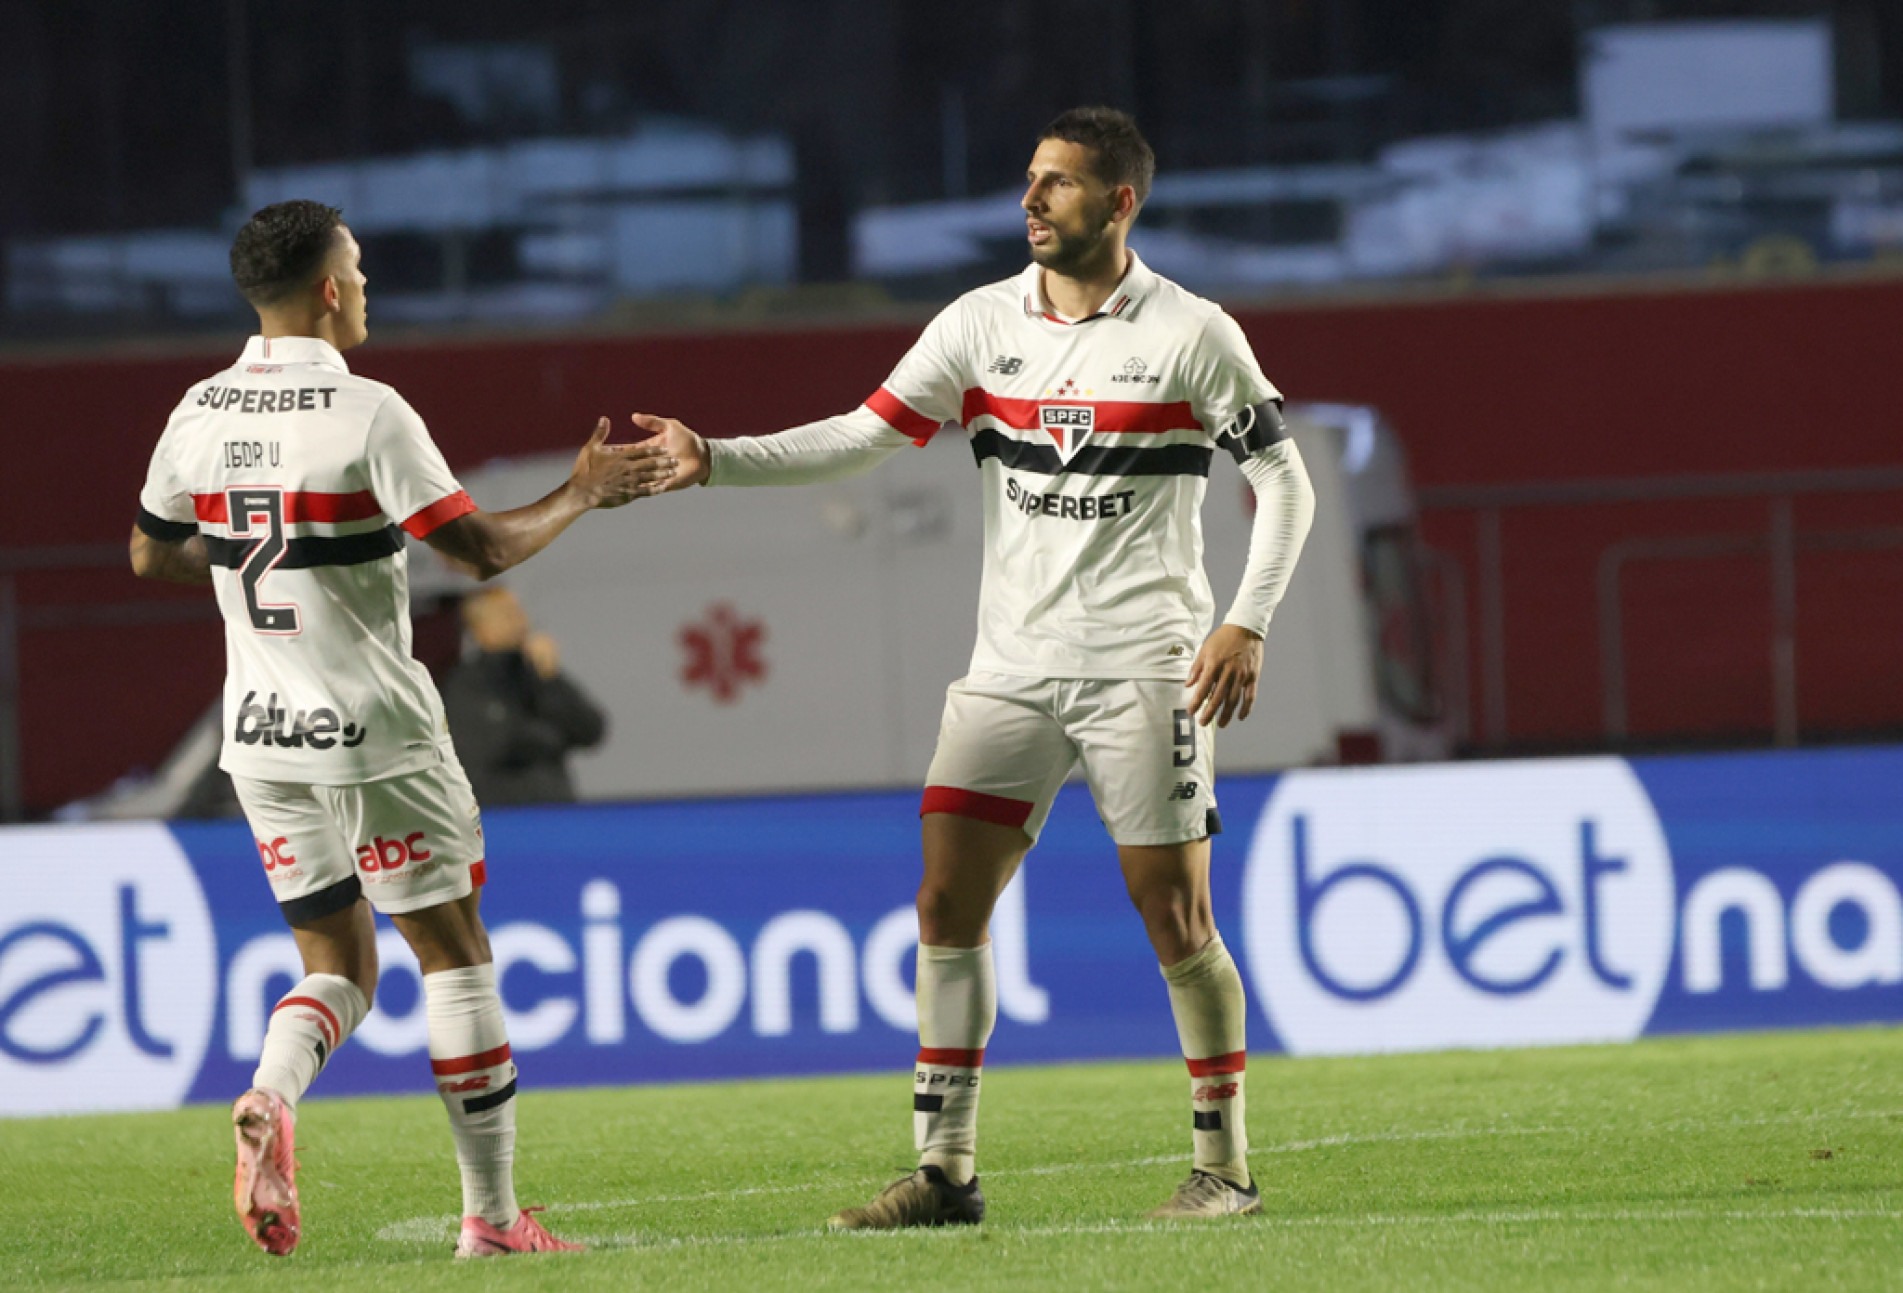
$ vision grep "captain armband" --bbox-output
[1216,399,1288,462]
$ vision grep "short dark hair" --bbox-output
[1039,106,1155,206]
[230,201,344,307]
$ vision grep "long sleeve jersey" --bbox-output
[709,253,1314,680]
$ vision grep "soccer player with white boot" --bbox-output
[633,107,1313,1225]
[132,201,674,1257]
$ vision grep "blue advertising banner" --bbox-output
[2,747,1900,1116]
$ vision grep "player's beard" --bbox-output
[1029,204,1116,276]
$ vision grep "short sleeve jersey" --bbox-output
[137,335,477,784]
[862,252,1282,680]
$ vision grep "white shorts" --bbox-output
[921,671,1220,847]
[232,743,486,923]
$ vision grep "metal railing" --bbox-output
[1598,516,1903,745]
[0,545,220,822]
[1420,466,1903,750]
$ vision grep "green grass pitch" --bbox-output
[2,1027,1898,1291]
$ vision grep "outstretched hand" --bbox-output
[569,416,676,509]
[1186,623,1264,728]
[628,413,712,492]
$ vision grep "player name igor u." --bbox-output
[197,385,339,414]
[1005,476,1138,520]
[231,689,368,750]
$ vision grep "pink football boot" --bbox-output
[231,1088,299,1256]
[454,1206,585,1258]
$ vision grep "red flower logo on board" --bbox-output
[680,603,767,703]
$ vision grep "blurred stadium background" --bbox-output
[3,0,1902,1208]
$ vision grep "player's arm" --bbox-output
[128,521,212,585]
[627,408,912,493]
[1187,423,1315,727]
[633,303,969,494]
[132,410,210,584]
[1185,310,1317,727]
[424,417,674,581]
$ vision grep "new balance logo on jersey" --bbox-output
[1168,782,1199,800]
[988,355,1024,375]
[1040,404,1095,462]
[233,691,368,750]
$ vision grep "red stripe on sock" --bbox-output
[276,995,340,1050]
[1186,1050,1246,1077]
[430,1042,513,1075]
[917,1047,985,1067]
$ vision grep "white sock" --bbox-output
[424,964,519,1227]
[252,974,368,1107]
[1160,935,1250,1187]
[913,942,996,1186]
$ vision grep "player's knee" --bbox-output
[915,882,987,947]
[1129,882,1211,952]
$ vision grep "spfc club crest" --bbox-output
[1039,404,1095,463]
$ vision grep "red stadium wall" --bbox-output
[4,275,1901,812]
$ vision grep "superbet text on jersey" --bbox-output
[137,335,474,784]
[854,254,1280,682]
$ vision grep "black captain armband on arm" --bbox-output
[136,507,199,542]
[1216,399,1288,463]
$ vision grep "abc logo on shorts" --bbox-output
[1240,759,1676,1054]
[0,824,216,1114]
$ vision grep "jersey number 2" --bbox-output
[227,488,301,634]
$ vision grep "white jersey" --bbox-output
[712,253,1295,680]
[137,335,475,784]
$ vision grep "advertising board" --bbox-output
[3,747,1898,1117]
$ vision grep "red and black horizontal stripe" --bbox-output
[203,525,403,570]
[962,390,1200,436]
[971,428,1212,479]
[193,490,384,525]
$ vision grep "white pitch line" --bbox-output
[373,1107,1903,1245]
[382,1206,1903,1254]
[374,1126,1523,1241]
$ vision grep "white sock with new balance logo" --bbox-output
[425,964,520,1228]
[913,942,996,1187]
[1160,934,1250,1188]
[252,973,368,1106]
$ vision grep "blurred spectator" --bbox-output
[440,586,606,804]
